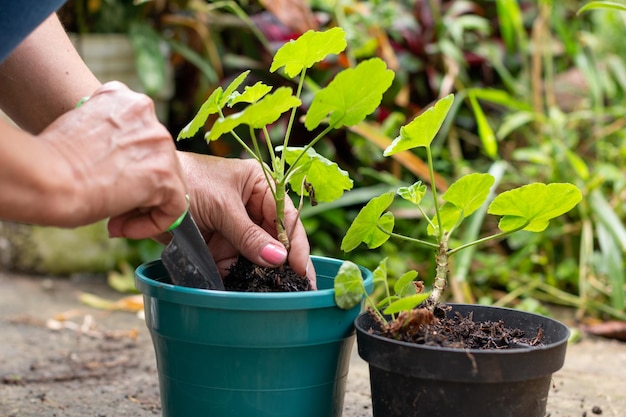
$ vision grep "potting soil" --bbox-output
[223,256,313,292]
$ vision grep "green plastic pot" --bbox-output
[135,256,373,417]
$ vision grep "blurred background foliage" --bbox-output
[58,0,626,322]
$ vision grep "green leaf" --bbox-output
[376,295,400,310]
[281,147,353,203]
[426,174,494,235]
[578,1,626,15]
[128,22,166,96]
[427,202,462,236]
[341,192,395,252]
[589,189,626,250]
[305,58,395,130]
[496,0,525,52]
[206,87,301,141]
[270,27,347,77]
[443,173,495,217]
[596,222,625,310]
[468,88,532,112]
[496,111,536,140]
[398,181,427,205]
[384,94,454,156]
[166,38,218,84]
[488,183,582,232]
[467,91,498,159]
[177,71,252,141]
[222,71,251,105]
[394,270,418,297]
[565,149,590,180]
[334,260,366,310]
[372,258,389,284]
[383,293,430,315]
[228,82,272,106]
[177,87,223,140]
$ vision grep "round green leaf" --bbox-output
[282,147,353,203]
[177,87,223,140]
[383,293,430,315]
[384,94,454,155]
[206,87,300,141]
[305,58,394,130]
[334,261,366,310]
[394,270,419,297]
[341,192,395,252]
[442,173,495,217]
[228,82,272,106]
[488,183,582,232]
[270,27,347,78]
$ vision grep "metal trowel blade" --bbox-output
[161,211,225,290]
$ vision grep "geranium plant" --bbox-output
[334,94,582,334]
[178,27,393,257]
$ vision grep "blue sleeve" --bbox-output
[0,0,67,64]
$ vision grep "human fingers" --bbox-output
[40,81,188,236]
[179,154,292,267]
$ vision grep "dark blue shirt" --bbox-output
[0,0,67,63]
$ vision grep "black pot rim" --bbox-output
[355,303,570,354]
[355,303,570,382]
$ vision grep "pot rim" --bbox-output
[135,255,373,311]
[355,303,570,355]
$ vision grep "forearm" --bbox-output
[0,119,74,224]
[0,13,101,133]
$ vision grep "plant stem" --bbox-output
[284,125,334,181]
[426,146,443,241]
[275,183,289,251]
[217,109,259,159]
[427,235,450,307]
[280,67,307,173]
[262,126,277,167]
[379,227,440,250]
[248,126,278,201]
[447,223,528,256]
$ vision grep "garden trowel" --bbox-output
[161,210,225,290]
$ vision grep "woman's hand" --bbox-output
[38,81,188,239]
[170,152,316,287]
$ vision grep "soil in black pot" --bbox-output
[224,256,313,292]
[371,305,545,350]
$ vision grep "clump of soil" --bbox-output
[372,305,545,350]
[224,256,313,292]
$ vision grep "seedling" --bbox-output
[334,94,582,328]
[178,27,394,254]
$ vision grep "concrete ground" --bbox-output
[1,270,625,417]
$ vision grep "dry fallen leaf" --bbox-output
[78,292,144,312]
[582,320,626,342]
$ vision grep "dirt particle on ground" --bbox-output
[592,406,603,414]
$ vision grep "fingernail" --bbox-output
[260,244,287,265]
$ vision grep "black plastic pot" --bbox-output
[355,304,570,417]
